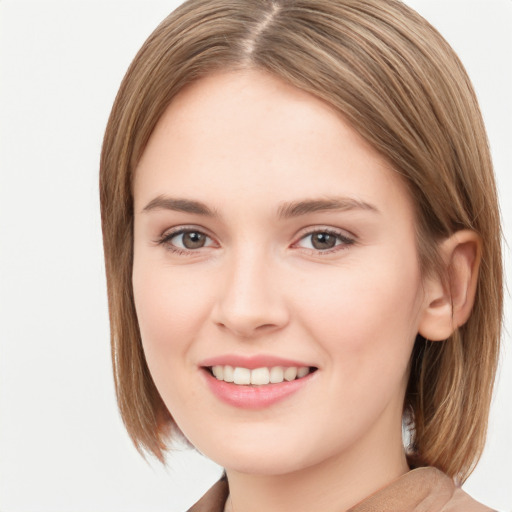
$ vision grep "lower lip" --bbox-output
[202,369,316,409]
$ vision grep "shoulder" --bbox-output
[349,467,495,512]
[402,467,495,512]
[440,486,496,512]
[187,475,229,512]
[187,468,495,512]
[414,467,495,512]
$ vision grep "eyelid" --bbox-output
[156,225,218,252]
[154,224,355,255]
[292,226,356,252]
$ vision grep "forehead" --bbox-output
[134,69,412,219]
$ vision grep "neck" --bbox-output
[224,426,409,512]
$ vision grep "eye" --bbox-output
[159,228,215,251]
[296,229,354,252]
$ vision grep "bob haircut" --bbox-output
[100,0,502,482]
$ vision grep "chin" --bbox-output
[218,453,312,476]
[194,434,328,476]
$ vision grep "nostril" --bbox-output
[256,323,281,332]
[214,320,283,339]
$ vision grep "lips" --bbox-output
[200,355,318,408]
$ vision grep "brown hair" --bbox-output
[100,0,502,482]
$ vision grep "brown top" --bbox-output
[187,467,494,512]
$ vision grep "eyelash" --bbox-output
[156,227,355,256]
[156,227,215,256]
[293,228,355,255]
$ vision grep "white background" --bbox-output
[0,1,510,511]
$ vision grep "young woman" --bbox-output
[100,1,503,510]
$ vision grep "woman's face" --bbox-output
[133,70,429,475]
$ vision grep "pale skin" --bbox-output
[132,70,480,512]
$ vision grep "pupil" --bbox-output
[312,233,336,250]
[183,232,205,249]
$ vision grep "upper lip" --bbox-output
[199,354,317,370]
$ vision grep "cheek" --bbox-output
[132,261,218,421]
[132,260,214,363]
[292,252,423,377]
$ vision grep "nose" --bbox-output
[211,248,289,339]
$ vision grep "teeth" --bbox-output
[269,366,284,383]
[210,365,312,385]
[223,365,234,383]
[297,366,309,378]
[212,366,223,380]
[233,367,251,385]
[284,367,297,381]
[251,367,270,385]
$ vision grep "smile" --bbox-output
[209,365,315,385]
[199,355,319,408]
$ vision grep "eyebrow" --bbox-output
[277,197,379,218]
[141,195,379,218]
[142,195,218,216]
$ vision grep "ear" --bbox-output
[418,230,481,341]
